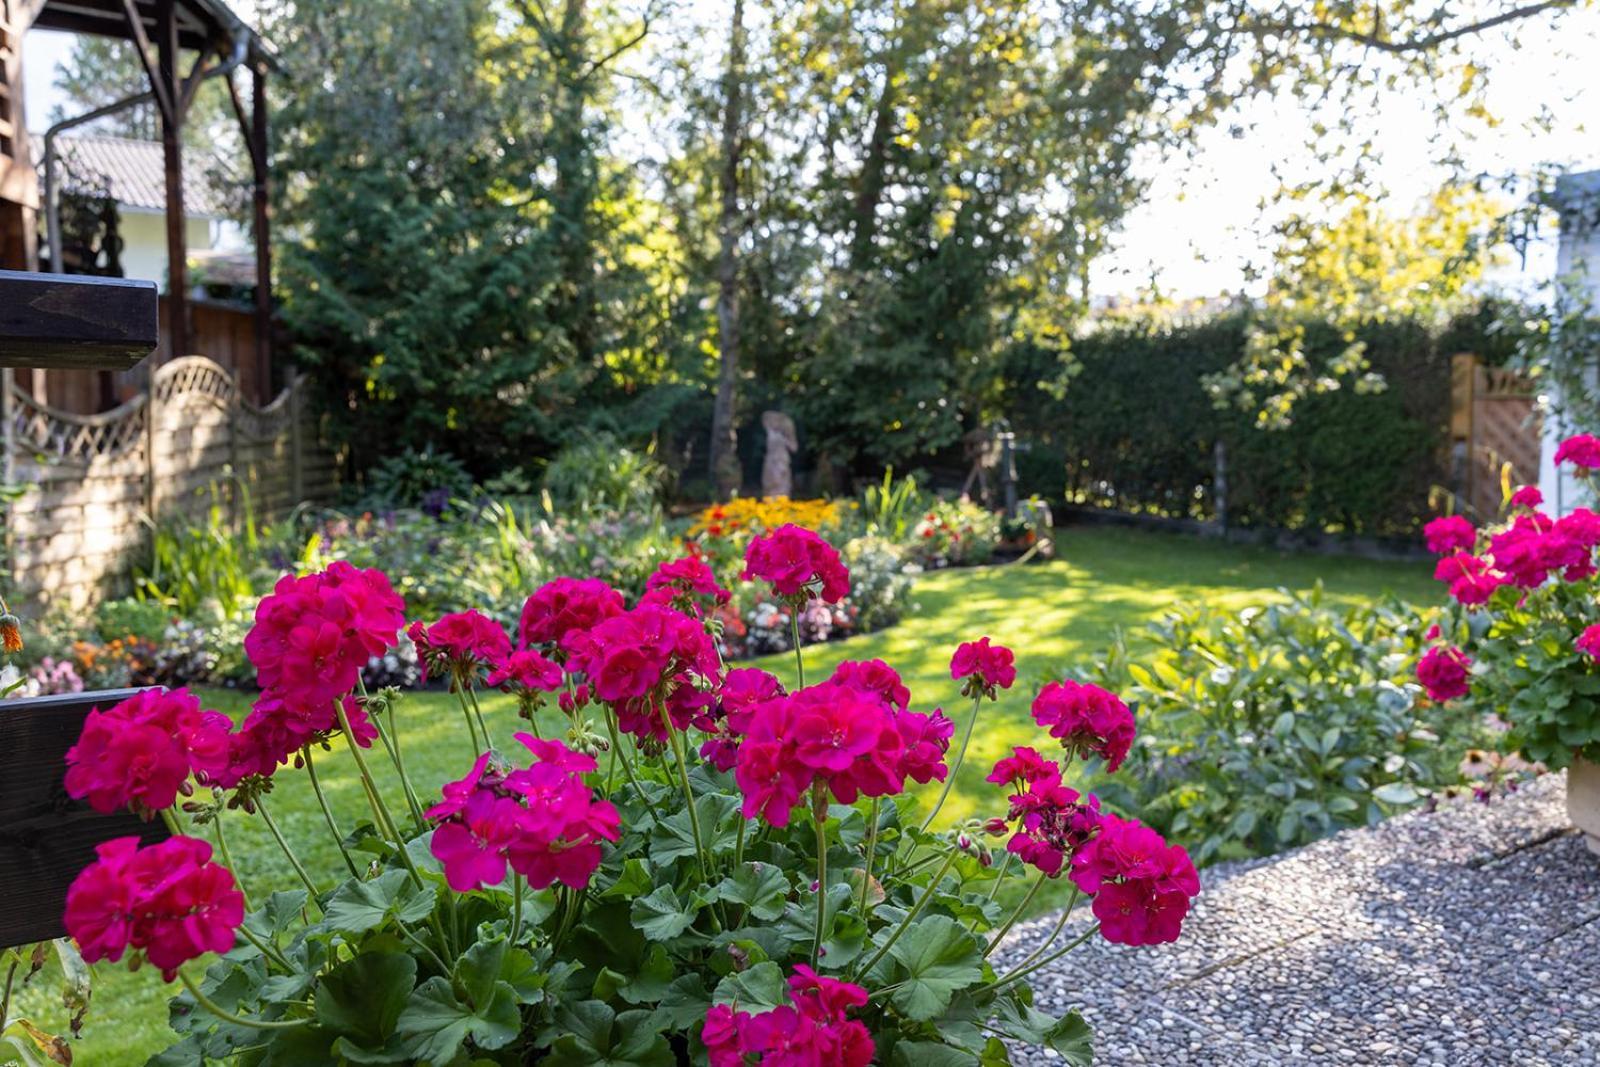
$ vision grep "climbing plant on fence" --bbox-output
[1005,312,1456,537]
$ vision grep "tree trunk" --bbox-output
[554,0,596,367]
[708,0,747,500]
[849,71,896,273]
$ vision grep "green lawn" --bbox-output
[9,527,1433,1066]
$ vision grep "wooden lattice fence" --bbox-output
[2,355,338,610]
[1449,353,1543,520]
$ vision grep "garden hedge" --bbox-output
[1006,313,1455,538]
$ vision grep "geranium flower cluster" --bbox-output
[64,835,244,980]
[1031,679,1136,772]
[517,576,625,651]
[640,554,731,615]
[1416,645,1472,703]
[232,563,406,776]
[741,523,851,603]
[733,660,951,826]
[1070,813,1201,946]
[409,609,512,684]
[703,966,873,1067]
[987,747,1102,876]
[64,687,232,816]
[950,636,1017,698]
[561,602,721,742]
[427,734,620,892]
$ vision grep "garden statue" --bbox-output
[761,410,798,498]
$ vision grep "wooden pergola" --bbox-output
[0,0,277,402]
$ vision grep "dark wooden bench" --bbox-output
[0,270,166,949]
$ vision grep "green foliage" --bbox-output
[134,486,262,619]
[541,434,665,517]
[859,470,931,542]
[907,498,1003,569]
[93,598,171,644]
[1090,586,1486,864]
[1011,312,1451,536]
[363,447,475,510]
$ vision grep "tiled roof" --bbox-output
[38,132,230,218]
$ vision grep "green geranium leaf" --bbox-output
[890,1042,980,1066]
[717,862,790,922]
[712,961,787,1013]
[395,975,520,1063]
[322,871,435,936]
[995,999,1093,1065]
[601,858,655,900]
[885,915,984,1021]
[315,951,417,1053]
[618,944,676,1004]
[540,1001,674,1066]
[654,974,712,1029]
[630,885,700,941]
[649,793,741,865]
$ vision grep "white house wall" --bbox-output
[116,212,216,291]
[1539,171,1600,517]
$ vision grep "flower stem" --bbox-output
[790,610,805,690]
[811,783,829,967]
[658,698,709,885]
[984,869,1048,957]
[985,851,1014,903]
[255,797,322,907]
[606,709,660,822]
[858,797,881,919]
[987,922,1100,995]
[1009,885,1080,972]
[334,698,427,890]
[360,681,425,829]
[920,692,983,833]
[303,745,361,880]
[178,969,308,1030]
[209,806,255,913]
[465,683,495,751]
[452,683,484,753]
[510,874,525,946]
[159,807,185,838]
[235,922,292,971]
[855,848,958,981]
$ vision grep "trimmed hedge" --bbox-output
[1004,313,1453,537]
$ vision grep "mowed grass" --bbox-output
[11,527,1434,1065]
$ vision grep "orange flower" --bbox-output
[0,612,21,654]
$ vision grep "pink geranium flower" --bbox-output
[741,524,851,603]
[1509,485,1543,510]
[1416,645,1472,702]
[1031,680,1136,772]
[641,555,731,614]
[702,967,874,1067]
[1555,433,1600,470]
[1069,813,1199,945]
[1579,624,1600,660]
[64,687,233,817]
[951,637,1018,697]
[244,563,404,704]
[64,835,244,980]
[408,610,512,684]
[1432,553,1505,606]
[517,577,625,650]
[1422,515,1476,555]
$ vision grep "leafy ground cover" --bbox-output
[11,526,1431,1065]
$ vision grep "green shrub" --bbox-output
[1089,585,1488,864]
[93,598,171,643]
[858,469,930,542]
[135,485,262,619]
[364,446,475,510]
[541,433,664,516]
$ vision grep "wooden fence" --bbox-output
[1449,354,1542,520]
[2,355,338,610]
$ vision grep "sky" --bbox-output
[21,2,1600,301]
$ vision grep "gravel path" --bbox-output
[998,773,1600,1066]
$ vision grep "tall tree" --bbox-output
[708,0,748,498]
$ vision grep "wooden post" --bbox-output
[155,0,188,360]
[1213,440,1229,533]
[144,361,159,519]
[289,370,303,503]
[2,364,13,595]
[251,65,272,402]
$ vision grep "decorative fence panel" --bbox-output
[3,355,338,610]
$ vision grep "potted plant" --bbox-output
[1417,434,1600,851]
[54,525,1199,1064]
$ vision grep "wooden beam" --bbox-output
[119,0,174,123]
[0,271,159,370]
[0,689,169,948]
[156,0,188,359]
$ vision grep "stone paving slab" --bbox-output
[1000,773,1600,1066]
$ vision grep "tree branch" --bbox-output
[1253,0,1574,55]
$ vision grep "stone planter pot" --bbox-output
[1567,755,1600,855]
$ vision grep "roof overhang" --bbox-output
[28,0,279,71]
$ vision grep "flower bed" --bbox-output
[18,526,1198,1064]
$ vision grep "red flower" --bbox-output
[217,692,378,786]
[487,648,564,693]
[1031,680,1136,772]
[562,605,720,742]
[986,745,1057,786]
[1416,646,1472,702]
[642,555,732,613]
[741,524,851,603]
[1432,553,1504,606]
[702,967,874,1067]
[1422,515,1476,555]
[64,687,233,816]
[517,577,625,650]
[64,835,244,980]
[1555,433,1600,470]
[828,659,911,711]
[1579,624,1600,660]
[950,636,1018,697]
[1069,813,1199,946]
